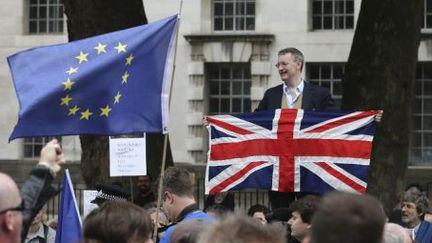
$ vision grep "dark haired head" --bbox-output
[288,195,320,224]
[162,167,194,197]
[83,201,152,243]
[311,192,386,243]
[247,204,270,217]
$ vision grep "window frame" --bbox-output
[28,0,64,34]
[311,0,355,30]
[306,62,345,109]
[213,0,256,32]
[422,0,432,30]
[206,63,252,115]
[410,62,432,165]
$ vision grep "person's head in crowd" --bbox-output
[146,207,168,231]
[161,167,195,222]
[29,206,47,227]
[83,201,153,243]
[199,214,286,243]
[247,204,271,225]
[48,219,57,230]
[382,223,412,243]
[401,191,429,228]
[205,204,228,220]
[170,219,210,243]
[287,195,320,242]
[0,173,24,243]
[137,175,153,195]
[91,182,130,206]
[404,183,424,194]
[26,205,56,243]
[311,191,386,243]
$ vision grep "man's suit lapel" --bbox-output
[302,82,313,110]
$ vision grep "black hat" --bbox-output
[91,182,130,205]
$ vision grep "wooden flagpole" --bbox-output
[153,0,183,241]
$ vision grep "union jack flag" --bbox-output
[205,109,378,195]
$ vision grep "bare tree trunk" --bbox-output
[63,0,173,188]
[341,0,423,210]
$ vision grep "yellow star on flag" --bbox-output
[94,43,107,54]
[114,91,122,104]
[114,42,127,53]
[68,105,80,116]
[125,54,134,65]
[121,71,129,84]
[60,94,72,106]
[80,108,93,120]
[100,105,112,117]
[75,51,89,64]
[66,67,78,75]
[62,78,75,90]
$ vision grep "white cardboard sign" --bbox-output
[109,136,147,177]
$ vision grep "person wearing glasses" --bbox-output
[159,167,213,243]
[255,47,335,210]
[0,139,65,243]
[256,47,335,113]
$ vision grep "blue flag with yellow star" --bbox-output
[7,15,178,141]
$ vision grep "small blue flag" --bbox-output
[8,15,178,141]
[55,169,82,243]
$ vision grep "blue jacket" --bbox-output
[416,220,432,243]
[159,207,214,243]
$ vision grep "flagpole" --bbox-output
[153,0,183,241]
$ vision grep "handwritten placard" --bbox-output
[109,136,147,177]
[83,190,98,218]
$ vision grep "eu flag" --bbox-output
[8,15,178,141]
[55,169,82,243]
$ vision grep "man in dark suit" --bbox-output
[256,47,335,209]
[256,47,335,112]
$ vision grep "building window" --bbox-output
[411,63,432,165]
[213,0,255,31]
[423,0,432,29]
[312,0,354,30]
[29,0,64,34]
[24,137,61,158]
[207,63,251,114]
[306,63,344,108]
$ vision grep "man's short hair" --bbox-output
[170,219,211,243]
[162,167,194,197]
[247,204,270,217]
[278,47,304,71]
[288,195,320,224]
[199,214,286,243]
[311,192,386,243]
[83,201,152,243]
[401,191,429,217]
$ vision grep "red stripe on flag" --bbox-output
[207,117,253,135]
[210,139,372,161]
[305,111,378,133]
[295,139,372,159]
[315,162,366,193]
[209,161,266,194]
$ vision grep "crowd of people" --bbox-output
[0,140,431,243]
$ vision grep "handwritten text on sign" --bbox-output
[109,136,146,177]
